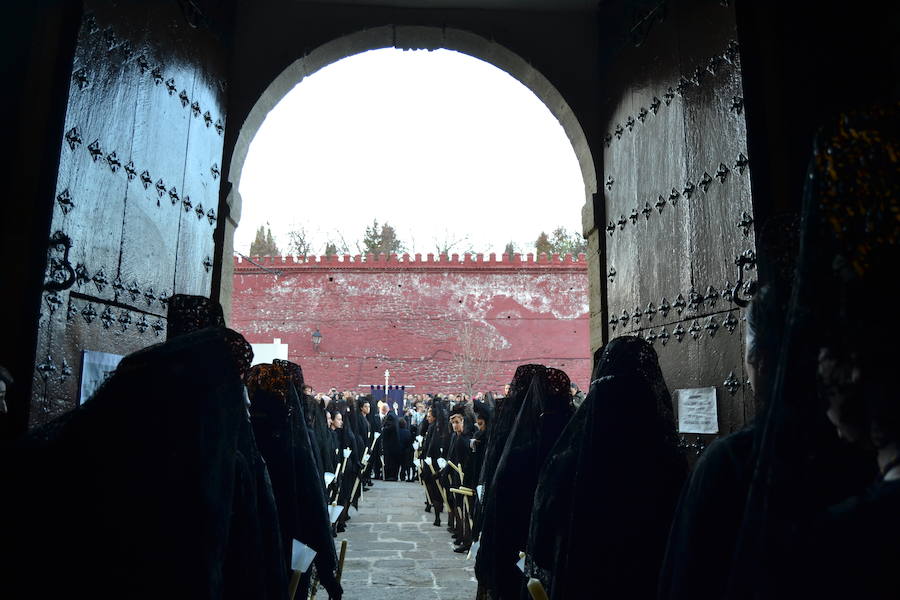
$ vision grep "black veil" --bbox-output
[526,336,686,600]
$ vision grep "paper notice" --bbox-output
[676,387,719,434]
[291,539,317,573]
[79,350,124,405]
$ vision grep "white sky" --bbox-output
[236,48,586,257]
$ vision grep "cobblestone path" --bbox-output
[332,480,476,600]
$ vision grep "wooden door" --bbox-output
[599,0,757,455]
[31,0,226,427]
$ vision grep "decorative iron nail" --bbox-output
[699,172,713,192]
[158,291,170,306]
[724,370,740,394]
[689,320,702,340]
[646,302,657,321]
[124,160,136,180]
[716,162,730,183]
[663,88,675,105]
[127,281,141,300]
[112,276,124,296]
[75,263,90,286]
[164,77,176,95]
[155,178,166,197]
[106,151,121,173]
[56,189,74,214]
[65,126,83,150]
[629,208,639,224]
[37,356,56,380]
[87,139,103,161]
[605,175,615,190]
[168,186,179,205]
[143,287,156,306]
[650,97,661,114]
[743,279,757,296]
[609,315,618,330]
[195,202,205,219]
[45,292,62,313]
[724,40,740,65]
[721,281,734,303]
[151,66,163,85]
[140,170,152,189]
[66,302,77,322]
[179,89,189,107]
[688,288,704,311]
[659,297,671,317]
[203,256,213,272]
[614,124,624,139]
[136,314,149,333]
[730,96,744,114]
[642,202,653,220]
[646,329,657,343]
[182,194,192,212]
[678,434,689,449]
[683,181,696,199]
[706,285,719,307]
[724,311,739,333]
[735,152,749,174]
[735,249,757,270]
[118,310,132,332]
[92,268,108,292]
[203,111,213,127]
[707,55,723,75]
[674,323,686,342]
[211,163,220,179]
[738,211,754,236]
[705,316,720,337]
[607,267,616,282]
[669,188,681,205]
[81,302,97,324]
[658,327,670,345]
[676,77,691,96]
[607,221,616,236]
[625,115,635,131]
[152,318,165,336]
[619,310,630,325]
[206,208,216,225]
[655,194,666,214]
[60,358,72,382]
[73,68,89,90]
[637,107,649,122]
[674,293,687,314]
[617,215,627,230]
[604,133,612,147]
[191,101,201,117]
[100,306,114,329]
[137,54,150,74]
[691,436,707,456]
[632,306,643,323]
[214,119,224,135]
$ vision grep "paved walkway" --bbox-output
[332,480,476,600]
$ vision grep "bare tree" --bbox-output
[452,321,499,397]
[286,224,312,257]
[433,230,473,256]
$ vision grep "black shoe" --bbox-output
[363,487,371,492]
[433,515,441,527]
[453,544,471,553]
[425,504,432,513]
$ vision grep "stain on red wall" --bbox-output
[230,252,591,393]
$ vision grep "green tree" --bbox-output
[503,241,516,256]
[535,231,552,256]
[549,226,587,255]
[250,224,280,256]
[324,242,339,256]
[361,219,405,255]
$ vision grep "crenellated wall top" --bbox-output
[233,252,588,272]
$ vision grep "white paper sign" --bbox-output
[291,539,317,573]
[424,457,433,466]
[676,387,719,434]
[373,432,381,441]
[79,350,124,405]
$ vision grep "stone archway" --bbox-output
[218,25,597,316]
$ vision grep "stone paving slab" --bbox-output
[330,480,476,600]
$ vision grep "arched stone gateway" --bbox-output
[219,25,598,321]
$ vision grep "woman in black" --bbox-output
[527,337,686,600]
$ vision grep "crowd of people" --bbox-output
[2,105,898,599]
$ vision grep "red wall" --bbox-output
[230,252,591,394]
